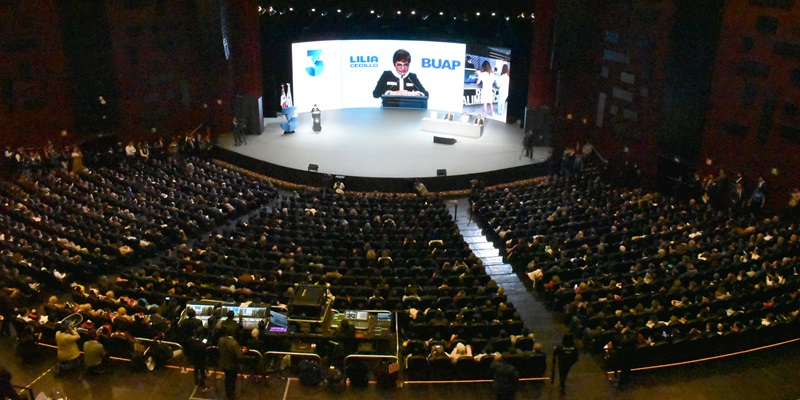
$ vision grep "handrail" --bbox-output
[12,385,34,400]
[263,350,322,363]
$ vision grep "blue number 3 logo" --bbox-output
[306,50,324,76]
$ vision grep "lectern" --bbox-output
[381,95,429,109]
[312,110,321,132]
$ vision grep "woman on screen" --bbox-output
[496,64,510,116]
[476,60,496,117]
[372,49,429,98]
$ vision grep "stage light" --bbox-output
[476,12,480,16]
[311,8,315,12]
[288,7,293,11]
[439,11,444,15]
[397,10,402,15]
[370,10,375,14]
[268,6,276,16]
[337,9,341,13]
[505,16,510,21]
[411,10,416,15]
[491,12,496,16]
[321,11,328,16]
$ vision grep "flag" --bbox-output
[286,83,294,107]
[280,84,288,108]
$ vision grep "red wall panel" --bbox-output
[0,1,72,148]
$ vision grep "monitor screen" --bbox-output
[376,312,392,322]
[345,310,357,319]
[221,306,240,316]
[240,307,267,318]
[356,311,368,320]
[188,304,215,317]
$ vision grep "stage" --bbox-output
[214,108,551,192]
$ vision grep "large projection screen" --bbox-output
[292,40,511,121]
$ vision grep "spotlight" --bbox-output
[505,16,510,21]
[321,11,327,16]
[439,11,444,15]
[491,12,496,16]
[411,10,416,15]
[476,12,480,16]
[288,7,293,11]
[337,9,341,13]
[268,6,276,16]
[311,8,315,12]
[397,10,401,15]
[370,10,374,14]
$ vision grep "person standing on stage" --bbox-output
[232,117,247,146]
[373,49,429,98]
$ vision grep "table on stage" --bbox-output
[421,117,484,138]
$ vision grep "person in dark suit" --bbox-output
[218,328,242,400]
[0,367,21,400]
[551,333,579,394]
[373,49,429,98]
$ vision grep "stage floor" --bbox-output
[217,108,550,179]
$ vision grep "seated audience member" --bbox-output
[449,342,473,363]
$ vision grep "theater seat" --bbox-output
[405,355,429,381]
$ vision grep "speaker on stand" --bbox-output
[233,95,263,135]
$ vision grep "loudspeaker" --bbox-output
[437,169,447,176]
[308,164,319,172]
[433,136,457,145]
[233,95,263,135]
[524,107,553,146]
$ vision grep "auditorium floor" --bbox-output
[2,199,799,399]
